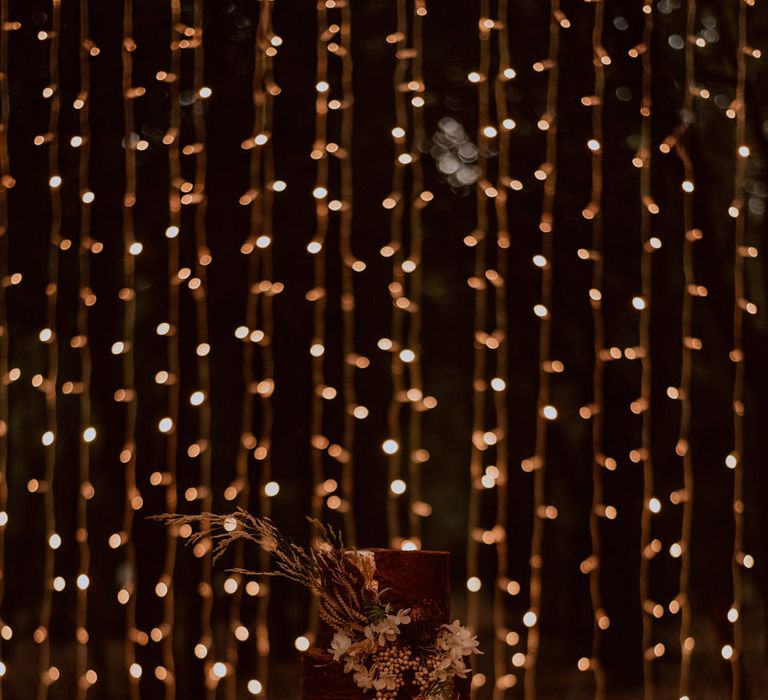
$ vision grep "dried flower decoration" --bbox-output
[154,509,481,699]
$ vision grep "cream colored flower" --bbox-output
[387,608,411,626]
[329,631,352,661]
[441,619,482,656]
[352,664,374,689]
[374,671,398,691]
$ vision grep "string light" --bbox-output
[491,1,511,695]
[729,2,755,696]
[158,0,179,694]
[406,1,429,552]
[234,0,280,692]
[385,0,430,549]
[337,0,357,547]
[76,0,94,695]
[307,0,333,648]
[584,0,607,694]
[466,0,492,668]
[525,2,561,697]
[0,0,10,693]
[385,0,409,548]
[307,0,362,641]
[120,0,142,700]
[188,0,217,691]
[230,2,279,693]
[38,0,62,695]
[672,1,698,695]
[634,3,655,697]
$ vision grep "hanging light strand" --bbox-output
[491,1,512,694]
[337,0,357,546]
[0,0,11,693]
[466,0,492,650]
[156,1,180,695]
[307,0,331,646]
[120,3,146,692]
[385,0,411,548]
[673,0,698,694]
[386,0,431,552]
[75,0,94,695]
[119,0,142,696]
[38,0,62,695]
[252,0,279,689]
[524,3,560,697]
[232,0,278,695]
[633,2,655,697]
[729,0,754,695]
[188,0,216,689]
[405,0,429,550]
[585,0,608,695]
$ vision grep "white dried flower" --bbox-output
[352,664,374,689]
[329,631,352,661]
[374,671,398,691]
[440,619,482,657]
[387,607,411,626]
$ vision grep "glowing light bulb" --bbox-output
[543,405,558,420]
[211,661,227,678]
[390,479,407,495]
[382,439,399,455]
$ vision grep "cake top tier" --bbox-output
[316,548,451,647]
[350,549,450,615]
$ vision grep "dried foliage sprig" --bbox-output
[152,509,368,633]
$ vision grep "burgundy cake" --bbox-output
[301,549,471,699]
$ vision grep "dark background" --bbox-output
[2,0,768,698]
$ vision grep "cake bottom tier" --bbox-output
[301,648,471,699]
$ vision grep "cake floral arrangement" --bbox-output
[158,509,480,699]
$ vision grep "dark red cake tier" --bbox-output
[302,549,471,699]
[316,549,451,650]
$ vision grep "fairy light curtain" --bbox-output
[0,0,766,699]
